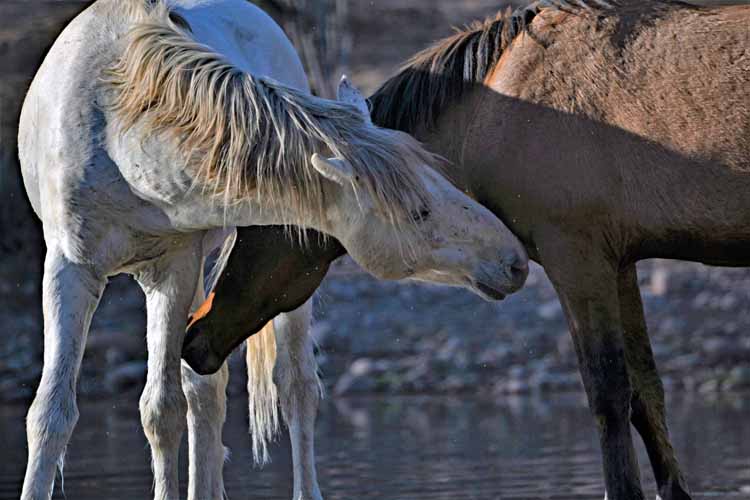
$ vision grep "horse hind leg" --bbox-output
[22,247,105,500]
[618,266,692,500]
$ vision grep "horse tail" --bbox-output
[246,321,279,465]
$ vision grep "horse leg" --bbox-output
[272,301,324,500]
[182,362,229,500]
[183,249,230,500]
[136,240,202,500]
[21,247,105,500]
[618,266,692,500]
[540,237,645,500]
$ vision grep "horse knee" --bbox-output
[587,367,633,429]
[275,367,321,414]
[139,387,188,448]
[27,386,79,448]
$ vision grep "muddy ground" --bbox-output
[1,1,749,402]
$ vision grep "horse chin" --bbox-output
[181,332,225,375]
[474,281,507,302]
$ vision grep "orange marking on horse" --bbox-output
[187,292,215,330]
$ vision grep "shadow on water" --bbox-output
[0,394,748,499]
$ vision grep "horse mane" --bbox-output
[106,0,434,233]
[369,0,615,133]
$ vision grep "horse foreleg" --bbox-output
[137,241,202,500]
[273,301,324,500]
[182,362,229,500]
[22,247,105,500]
[183,245,230,500]
[618,266,692,500]
[540,237,645,500]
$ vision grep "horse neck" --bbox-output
[408,93,484,196]
[216,188,342,237]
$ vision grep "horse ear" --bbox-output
[311,154,355,186]
[337,75,372,124]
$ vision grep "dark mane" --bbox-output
[369,0,615,133]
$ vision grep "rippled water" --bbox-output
[1,394,748,499]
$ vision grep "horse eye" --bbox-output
[412,208,431,223]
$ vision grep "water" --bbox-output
[1,394,748,499]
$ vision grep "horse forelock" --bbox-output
[369,0,616,133]
[105,0,434,242]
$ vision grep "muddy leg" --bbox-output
[618,266,692,500]
[541,239,645,500]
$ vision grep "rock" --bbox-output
[530,372,581,393]
[402,360,430,391]
[334,358,377,395]
[476,346,511,369]
[702,338,735,361]
[105,361,147,392]
[697,378,721,394]
[436,337,462,362]
[724,365,750,390]
[495,377,531,395]
[439,373,477,393]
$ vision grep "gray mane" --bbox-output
[107,0,435,232]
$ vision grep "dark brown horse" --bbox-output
[182,227,343,374]
[184,1,749,499]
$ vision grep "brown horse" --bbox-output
[185,1,749,499]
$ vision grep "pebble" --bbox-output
[5,258,750,401]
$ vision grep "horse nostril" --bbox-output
[505,254,529,286]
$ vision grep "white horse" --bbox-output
[17,0,529,499]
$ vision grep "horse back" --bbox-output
[471,1,750,264]
[173,0,309,92]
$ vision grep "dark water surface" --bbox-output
[1,394,748,499]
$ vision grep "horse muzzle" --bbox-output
[470,255,529,301]
[182,328,225,376]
